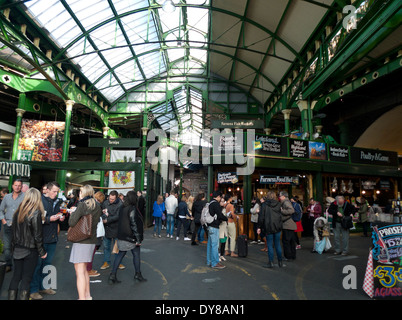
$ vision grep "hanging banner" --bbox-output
[371,223,402,299]
[108,150,136,195]
[17,119,65,162]
[350,147,398,167]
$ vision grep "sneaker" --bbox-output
[219,255,226,261]
[296,245,301,250]
[100,262,110,270]
[212,263,226,269]
[30,292,43,300]
[40,289,56,295]
[341,252,348,256]
[176,237,179,240]
[88,270,100,277]
[184,237,191,241]
[158,235,161,238]
[118,264,126,270]
[167,234,170,238]
[250,241,257,244]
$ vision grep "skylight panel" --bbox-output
[66,0,114,31]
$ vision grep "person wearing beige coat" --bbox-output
[279,191,296,260]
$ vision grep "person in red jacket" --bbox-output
[306,198,322,237]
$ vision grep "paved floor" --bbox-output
[0,227,373,300]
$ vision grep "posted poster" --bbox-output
[370,223,402,299]
[17,119,65,162]
[108,150,136,195]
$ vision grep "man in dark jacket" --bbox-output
[328,195,357,255]
[30,181,64,300]
[101,190,123,270]
[206,190,227,269]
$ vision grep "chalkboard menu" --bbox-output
[254,135,287,157]
[328,144,349,162]
[289,139,309,159]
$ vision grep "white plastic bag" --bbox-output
[97,217,105,237]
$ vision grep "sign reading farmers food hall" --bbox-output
[254,135,287,157]
[259,175,299,185]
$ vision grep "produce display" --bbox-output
[18,119,65,162]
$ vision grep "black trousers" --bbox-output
[282,229,297,260]
[9,250,39,292]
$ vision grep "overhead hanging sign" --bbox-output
[89,138,140,148]
[211,119,264,129]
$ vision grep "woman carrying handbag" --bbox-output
[68,185,102,300]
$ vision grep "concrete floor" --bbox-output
[0,227,373,301]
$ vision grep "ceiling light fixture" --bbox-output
[162,0,176,13]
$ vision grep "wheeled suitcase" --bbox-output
[236,234,248,257]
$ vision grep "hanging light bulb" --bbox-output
[162,0,176,13]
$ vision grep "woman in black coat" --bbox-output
[108,191,145,284]
[191,193,207,245]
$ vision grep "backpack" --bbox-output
[291,202,302,222]
[200,201,217,227]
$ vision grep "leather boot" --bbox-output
[19,290,30,300]
[108,273,121,285]
[134,272,147,282]
[8,290,17,300]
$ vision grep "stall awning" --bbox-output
[0,162,31,177]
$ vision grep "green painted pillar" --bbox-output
[282,109,292,134]
[140,113,149,191]
[296,100,309,135]
[57,100,74,191]
[9,101,26,189]
[99,126,109,192]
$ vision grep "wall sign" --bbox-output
[328,144,349,162]
[350,147,398,167]
[254,135,288,157]
[259,175,299,185]
[289,139,309,159]
[217,172,239,184]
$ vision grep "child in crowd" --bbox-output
[312,216,331,254]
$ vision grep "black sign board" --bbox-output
[350,147,398,167]
[328,144,349,162]
[254,135,288,157]
[289,139,309,159]
[259,175,299,185]
[211,119,264,129]
[89,138,140,148]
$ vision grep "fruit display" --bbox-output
[18,119,65,162]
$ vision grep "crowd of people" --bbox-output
[0,179,379,300]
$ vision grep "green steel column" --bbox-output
[140,113,149,191]
[282,109,292,134]
[296,100,309,135]
[11,107,26,161]
[9,100,26,189]
[57,100,74,191]
[99,126,109,192]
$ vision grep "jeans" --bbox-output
[266,232,282,262]
[2,224,13,267]
[191,222,201,242]
[207,227,220,267]
[166,214,175,236]
[334,222,349,253]
[10,249,39,292]
[111,246,141,274]
[103,237,116,265]
[176,217,188,238]
[153,216,162,235]
[198,225,205,242]
[30,242,57,293]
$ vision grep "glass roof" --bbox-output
[23,0,210,104]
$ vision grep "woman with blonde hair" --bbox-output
[152,195,165,238]
[9,188,47,300]
[69,185,102,300]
